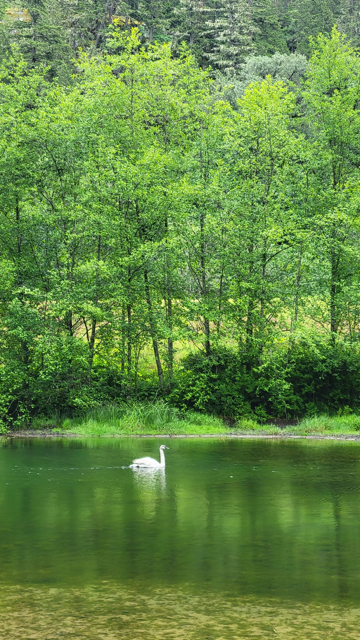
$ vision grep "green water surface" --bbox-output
[1,437,360,639]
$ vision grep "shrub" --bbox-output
[170,336,360,420]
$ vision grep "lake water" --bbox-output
[1,437,360,639]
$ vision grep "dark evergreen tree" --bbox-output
[252,0,288,54]
[338,0,360,47]
[204,0,254,75]
[172,0,209,64]
[0,0,73,81]
[282,0,338,54]
[132,0,172,42]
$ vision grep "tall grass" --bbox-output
[29,405,360,436]
[290,414,360,435]
[236,414,360,436]
[52,401,228,436]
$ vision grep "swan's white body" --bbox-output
[130,445,169,469]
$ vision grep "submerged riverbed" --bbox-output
[0,437,360,638]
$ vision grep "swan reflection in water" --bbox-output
[131,465,166,491]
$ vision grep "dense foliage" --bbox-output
[0,0,359,80]
[2,25,360,426]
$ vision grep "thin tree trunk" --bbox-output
[127,303,132,391]
[121,304,126,391]
[88,234,101,373]
[258,239,268,365]
[292,244,302,332]
[16,199,30,408]
[204,318,211,356]
[144,269,164,385]
[330,245,339,343]
[167,295,174,380]
[88,319,97,369]
[135,345,141,397]
[245,298,255,345]
[16,199,22,286]
[217,268,224,336]
[65,310,73,337]
[259,240,267,334]
[200,207,210,356]
[31,22,37,64]
[245,241,255,354]
[165,216,173,380]
[287,243,302,364]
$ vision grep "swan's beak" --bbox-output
[164,446,169,449]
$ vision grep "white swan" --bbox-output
[129,445,169,469]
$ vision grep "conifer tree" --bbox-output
[0,0,73,80]
[204,0,254,75]
[252,0,288,54]
[338,0,360,47]
[133,0,171,42]
[283,0,337,54]
[173,0,209,63]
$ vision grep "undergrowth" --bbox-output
[236,414,360,436]
[19,404,360,437]
[35,402,229,436]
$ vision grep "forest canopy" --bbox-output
[0,0,359,80]
[1,4,360,427]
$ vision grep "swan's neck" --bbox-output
[159,448,166,467]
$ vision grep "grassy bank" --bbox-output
[236,414,360,437]
[31,403,229,436]
[23,403,360,438]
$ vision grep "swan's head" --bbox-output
[160,445,169,450]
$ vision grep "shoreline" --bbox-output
[3,431,360,441]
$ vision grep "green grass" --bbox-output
[236,414,360,436]
[26,405,360,437]
[32,402,229,436]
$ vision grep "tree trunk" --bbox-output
[88,319,97,371]
[217,268,224,336]
[258,239,268,365]
[330,245,340,343]
[16,199,22,285]
[144,269,164,385]
[259,239,267,335]
[287,243,302,364]
[167,295,174,380]
[165,216,173,380]
[88,234,101,373]
[245,297,255,345]
[121,304,126,391]
[244,241,255,355]
[200,207,210,355]
[127,303,132,391]
[292,244,302,332]
[31,21,37,65]
[65,310,73,337]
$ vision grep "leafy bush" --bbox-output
[170,336,360,420]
